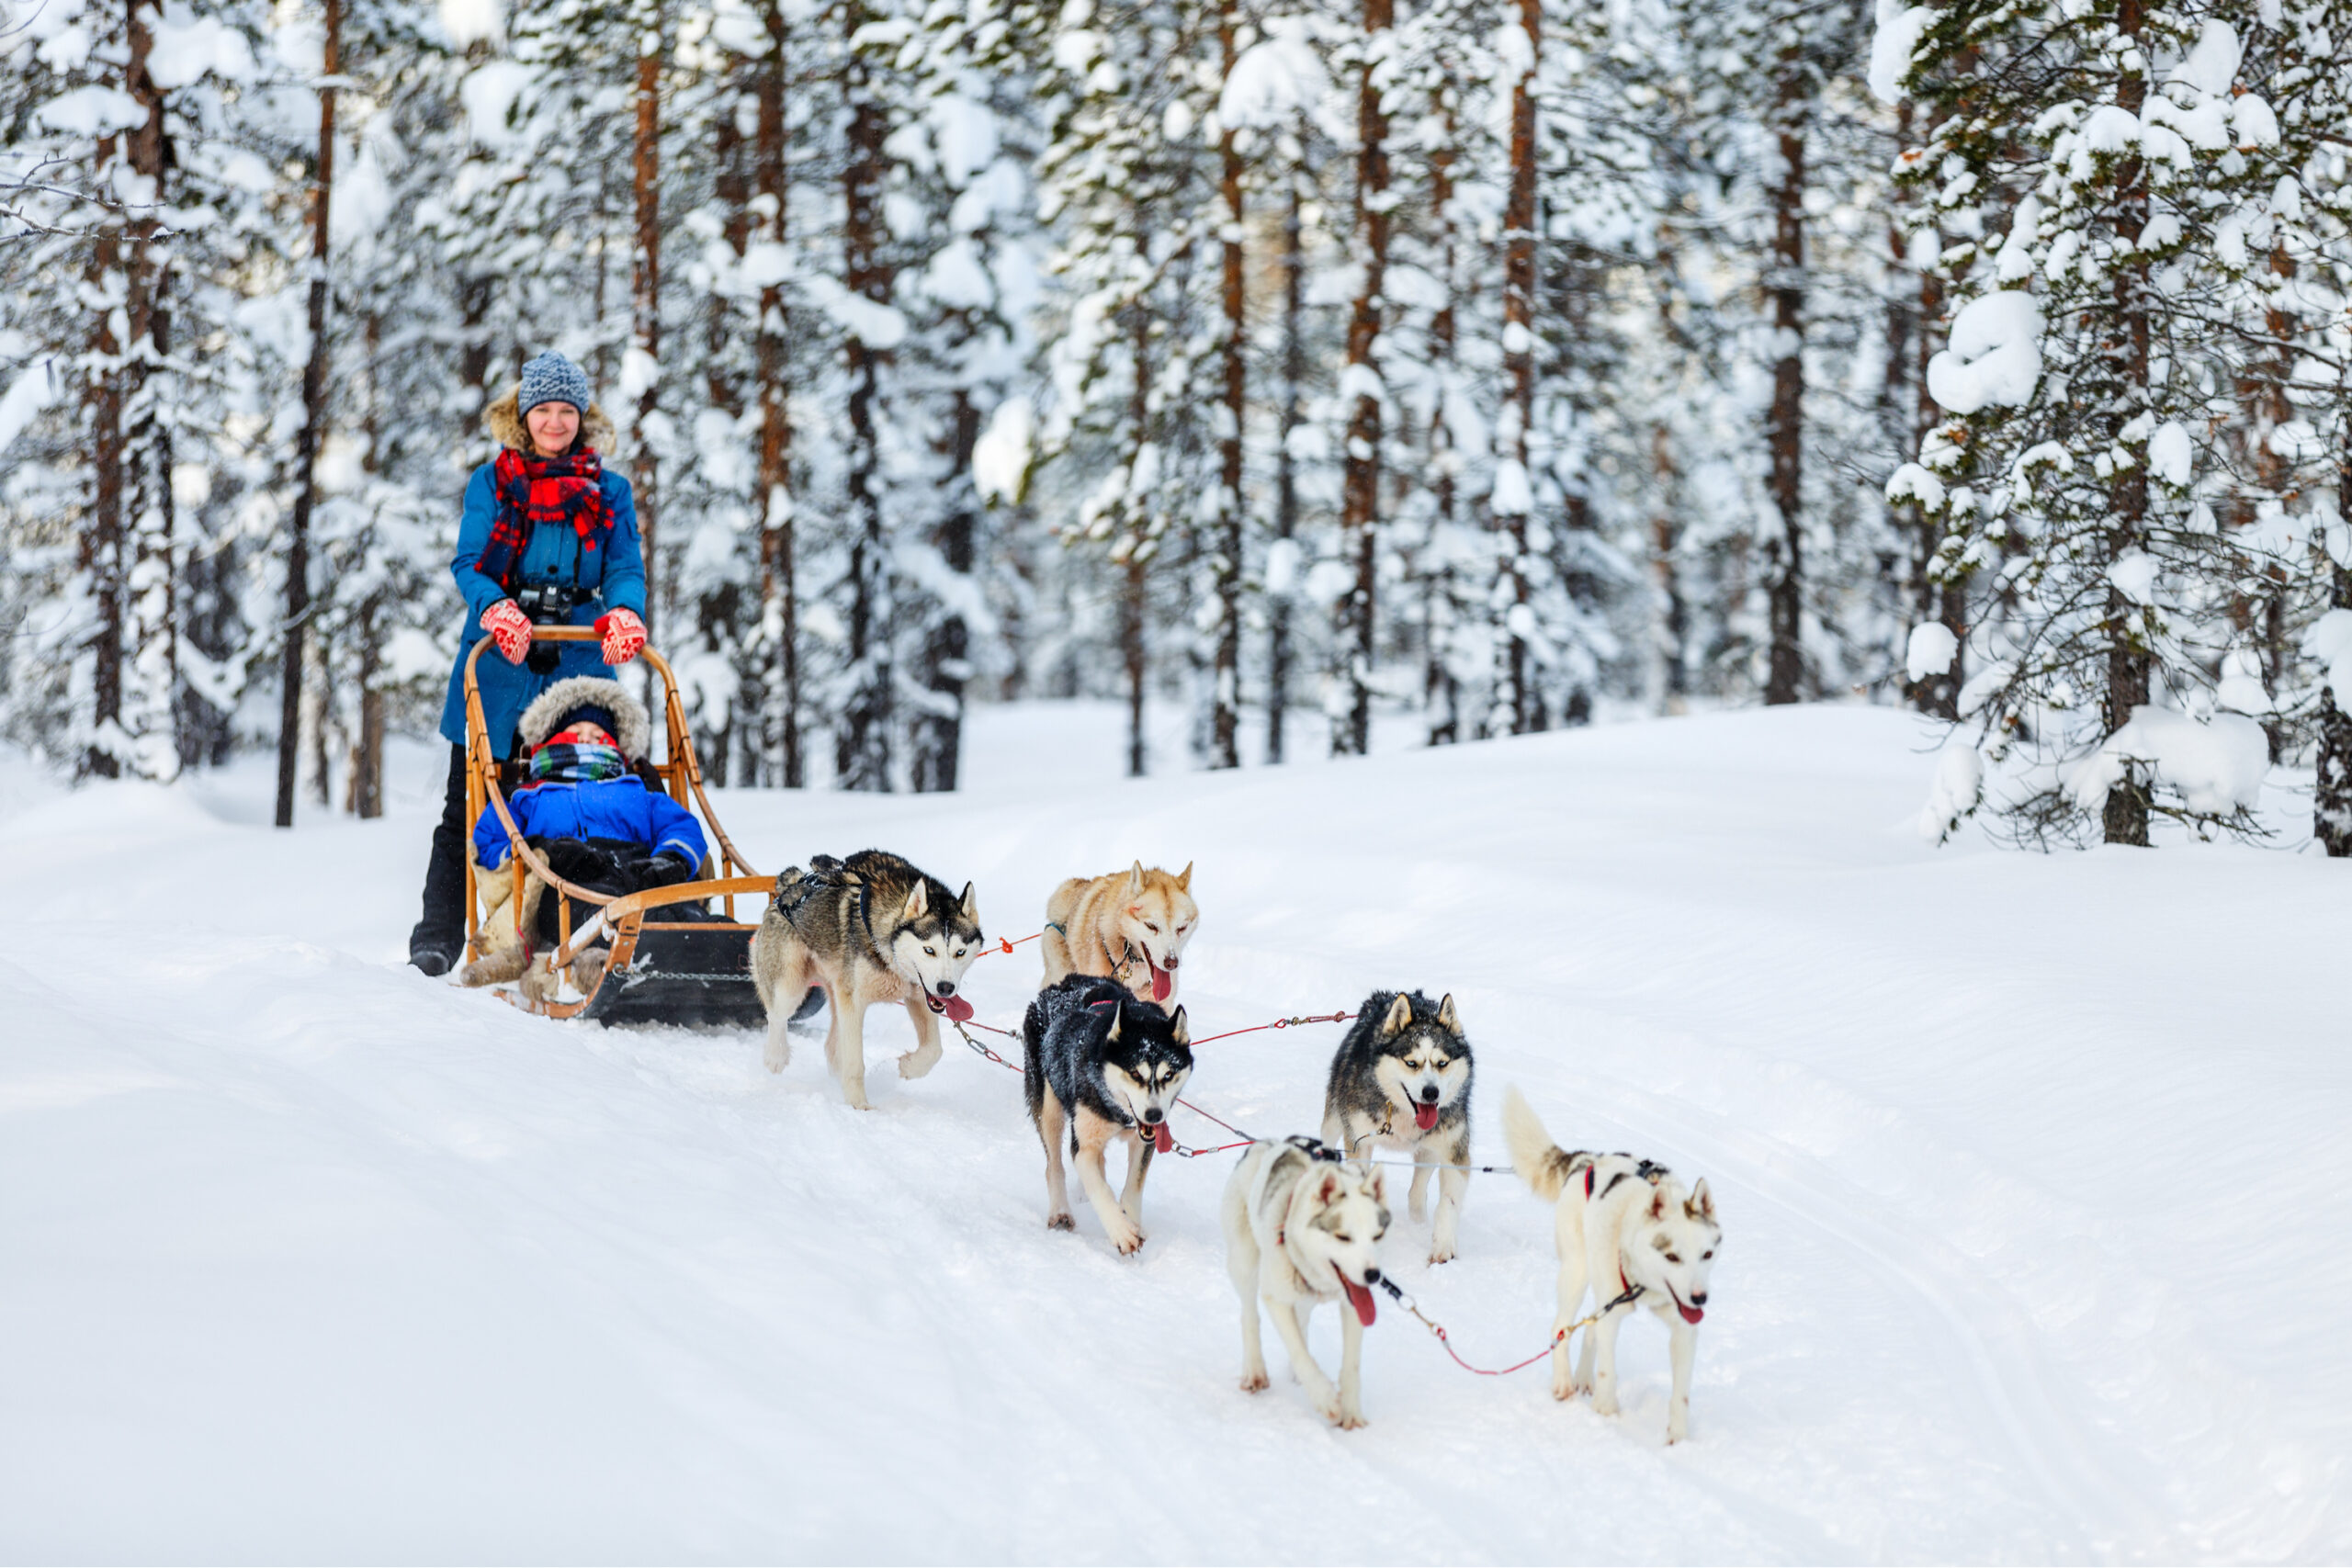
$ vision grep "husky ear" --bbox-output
[1314,1169,1343,1206]
[1177,861,1193,890]
[958,881,978,922]
[1381,993,1415,1037]
[1688,1179,1714,1222]
[1104,1003,1122,1042]
[1436,992,1460,1032]
[1647,1189,1669,1221]
[1168,1005,1189,1046]
[901,880,929,920]
[1127,860,1146,894]
[1362,1164,1386,1204]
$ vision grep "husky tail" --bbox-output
[1501,1085,1578,1201]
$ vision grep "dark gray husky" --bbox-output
[1023,975,1193,1255]
[1320,989,1473,1262]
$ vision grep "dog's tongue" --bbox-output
[930,993,973,1022]
[1678,1302,1704,1325]
[1149,964,1172,1003]
[1341,1277,1377,1326]
[1152,1121,1173,1154]
[1413,1101,1440,1131]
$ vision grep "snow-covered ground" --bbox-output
[3,703,2347,1562]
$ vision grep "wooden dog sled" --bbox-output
[461,625,771,1027]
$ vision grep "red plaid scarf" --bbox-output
[480,447,609,594]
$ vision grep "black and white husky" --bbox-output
[1502,1086,1722,1443]
[1222,1138,1392,1428]
[1022,975,1193,1255]
[1321,990,1473,1262]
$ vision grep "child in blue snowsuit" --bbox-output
[472,676,708,948]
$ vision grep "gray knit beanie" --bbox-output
[518,351,591,417]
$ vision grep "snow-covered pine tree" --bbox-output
[1888,0,2291,843]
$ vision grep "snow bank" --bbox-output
[1927,291,2041,414]
[4,706,2346,1560]
[1917,739,1983,841]
[2067,704,2268,817]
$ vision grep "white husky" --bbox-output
[1222,1139,1391,1429]
[1501,1086,1722,1443]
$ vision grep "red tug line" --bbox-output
[938,1002,1574,1378]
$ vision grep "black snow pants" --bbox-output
[527,838,703,946]
[409,743,470,960]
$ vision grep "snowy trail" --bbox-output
[3,705,2347,1562]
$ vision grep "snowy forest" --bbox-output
[3,0,2350,848]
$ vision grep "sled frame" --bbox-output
[460,626,770,1021]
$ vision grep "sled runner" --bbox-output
[462,626,771,1027]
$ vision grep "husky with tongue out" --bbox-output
[1223,1137,1391,1429]
[1023,975,1193,1255]
[1321,990,1474,1264]
[1501,1085,1722,1444]
[749,850,981,1111]
[1038,860,1198,1005]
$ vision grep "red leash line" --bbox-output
[1188,1010,1355,1046]
[975,931,1044,957]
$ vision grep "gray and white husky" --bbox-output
[1321,990,1473,1262]
[750,850,981,1110]
[1023,975,1193,1255]
[1222,1138,1391,1429]
[1502,1085,1722,1443]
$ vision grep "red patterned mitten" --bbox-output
[597,606,647,666]
[481,599,533,664]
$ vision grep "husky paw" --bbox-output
[1591,1392,1620,1417]
[841,1089,872,1111]
[763,1042,790,1073]
[1338,1403,1368,1430]
[1240,1367,1269,1393]
[898,1043,942,1079]
[1047,1213,1075,1232]
[1106,1219,1144,1255]
[1428,1239,1458,1266]
[1308,1385,1346,1426]
[1551,1370,1577,1403]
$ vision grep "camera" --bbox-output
[514,581,593,673]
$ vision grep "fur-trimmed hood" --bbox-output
[516,675,652,760]
[484,388,618,456]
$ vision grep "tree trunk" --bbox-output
[1120,297,1150,779]
[836,13,892,792]
[630,14,663,639]
[1335,0,1392,757]
[1425,92,1460,747]
[2315,443,2352,853]
[277,0,338,828]
[1496,0,1538,736]
[1762,47,1806,707]
[752,0,799,786]
[1209,0,1245,771]
[2101,0,2152,846]
[124,0,175,775]
[1267,176,1302,766]
[912,394,979,793]
[83,122,124,783]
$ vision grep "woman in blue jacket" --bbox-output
[409,351,650,975]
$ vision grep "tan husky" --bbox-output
[1040,861,1199,1004]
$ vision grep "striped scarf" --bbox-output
[479,447,609,595]
[528,741,627,786]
